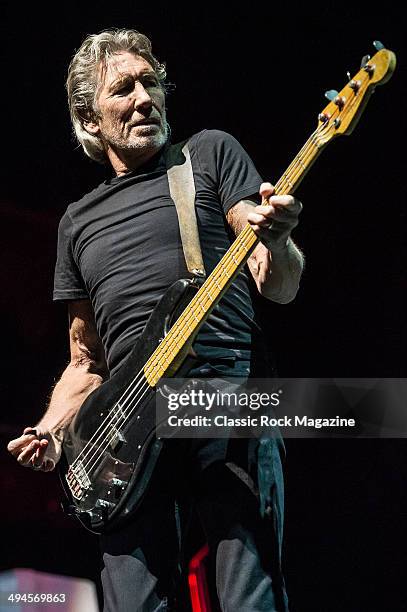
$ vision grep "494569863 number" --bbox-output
[6,593,66,603]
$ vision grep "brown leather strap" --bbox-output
[166,141,206,277]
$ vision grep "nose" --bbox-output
[133,81,153,112]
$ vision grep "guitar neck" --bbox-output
[143,129,324,386]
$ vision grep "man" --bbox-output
[8,29,303,610]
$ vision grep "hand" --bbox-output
[247,183,303,251]
[7,426,63,472]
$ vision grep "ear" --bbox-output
[83,120,100,136]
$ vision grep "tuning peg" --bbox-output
[325,89,339,101]
[360,54,370,68]
[373,40,385,50]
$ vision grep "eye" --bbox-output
[142,75,160,89]
[112,77,134,96]
[115,83,133,96]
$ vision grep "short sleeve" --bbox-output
[195,130,263,214]
[53,211,88,302]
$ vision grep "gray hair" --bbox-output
[66,28,167,164]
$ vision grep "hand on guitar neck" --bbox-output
[247,182,303,252]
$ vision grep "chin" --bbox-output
[130,129,168,152]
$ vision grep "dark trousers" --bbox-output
[100,437,288,611]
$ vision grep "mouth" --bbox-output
[131,118,161,128]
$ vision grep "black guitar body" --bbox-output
[59,278,198,533]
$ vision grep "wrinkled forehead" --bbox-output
[97,51,155,89]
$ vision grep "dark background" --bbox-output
[1,2,406,611]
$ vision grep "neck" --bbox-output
[107,143,165,176]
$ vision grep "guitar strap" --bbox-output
[166,141,206,278]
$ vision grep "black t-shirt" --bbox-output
[53,130,264,375]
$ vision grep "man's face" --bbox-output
[89,52,167,168]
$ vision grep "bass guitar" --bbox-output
[60,43,396,533]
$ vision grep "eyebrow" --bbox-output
[108,71,158,92]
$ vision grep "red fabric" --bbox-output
[188,544,211,612]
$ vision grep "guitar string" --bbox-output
[69,117,339,481]
[69,118,333,481]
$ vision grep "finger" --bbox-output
[30,440,51,470]
[34,440,49,463]
[259,182,275,198]
[7,434,38,455]
[248,210,276,226]
[263,207,300,226]
[249,224,265,233]
[17,440,41,466]
[268,195,303,213]
[23,427,38,436]
[249,211,294,231]
[24,427,48,441]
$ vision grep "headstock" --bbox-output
[314,42,396,147]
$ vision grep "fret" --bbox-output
[238,239,249,253]
[282,173,293,188]
[231,253,239,266]
[183,316,194,333]
[197,297,207,313]
[167,314,196,354]
[173,334,184,349]
[151,360,165,376]
[219,261,230,279]
[160,348,173,365]
[171,334,181,349]
[213,275,222,290]
[203,288,214,302]
[172,323,187,348]
[191,309,200,322]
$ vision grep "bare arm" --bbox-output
[227,183,304,303]
[7,300,108,471]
